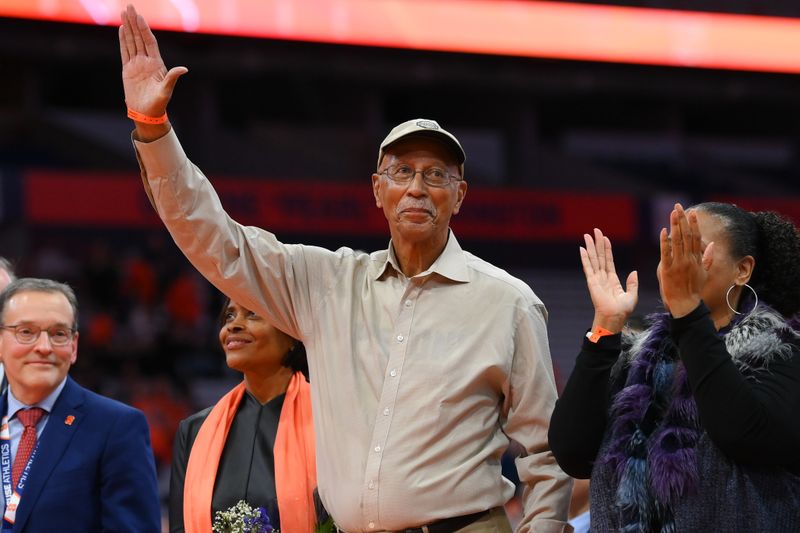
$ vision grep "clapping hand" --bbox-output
[580,228,638,333]
[119,4,187,133]
[658,203,713,318]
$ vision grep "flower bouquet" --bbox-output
[212,501,275,533]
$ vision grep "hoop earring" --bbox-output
[726,283,758,316]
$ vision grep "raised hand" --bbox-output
[119,4,187,124]
[580,228,638,333]
[657,203,713,318]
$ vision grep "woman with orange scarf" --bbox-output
[169,298,317,532]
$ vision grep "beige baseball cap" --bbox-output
[377,118,466,175]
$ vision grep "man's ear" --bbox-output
[372,173,383,209]
[69,331,79,365]
[452,180,467,215]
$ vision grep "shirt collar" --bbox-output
[7,377,68,420]
[373,230,470,283]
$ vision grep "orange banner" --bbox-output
[24,170,638,242]
[3,0,800,73]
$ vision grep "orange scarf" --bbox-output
[183,372,317,532]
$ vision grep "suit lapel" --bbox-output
[12,377,85,532]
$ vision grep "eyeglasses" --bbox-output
[0,324,76,346]
[381,164,461,188]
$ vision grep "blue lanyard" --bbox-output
[1,415,41,531]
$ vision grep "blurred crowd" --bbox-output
[6,233,238,498]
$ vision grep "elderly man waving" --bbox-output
[120,5,571,532]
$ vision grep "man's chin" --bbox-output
[394,221,438,241]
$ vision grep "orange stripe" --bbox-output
[3,0,800,72]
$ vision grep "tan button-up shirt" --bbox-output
[134,130,571,532]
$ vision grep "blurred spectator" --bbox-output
[0,257,14,290]
[123,249,159,307]
[30,243,79,282]
[84,240,122,309]
[0,256,15,390]
[164,269,208,343]
[131,374,192,470]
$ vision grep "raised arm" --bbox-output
[119,4,187,141]
[548,229,638,478]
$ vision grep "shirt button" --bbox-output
[396,334,404,342]
[383,408,390,416]
[368,481,375,489]
[374,445,381,453]
[404,300,412,307]
[390,369,397,377]
[369,522,375,529]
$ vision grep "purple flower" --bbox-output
[244,506,273,533]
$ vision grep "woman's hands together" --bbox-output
[658,203,713,318]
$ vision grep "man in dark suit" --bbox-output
[0,277,161,532]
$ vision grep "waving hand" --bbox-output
[580,228,638,333]
[119,4,187,134]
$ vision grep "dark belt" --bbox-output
[337,509,491,533]
[402,509,489,533]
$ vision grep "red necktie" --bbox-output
[12,407,45,487]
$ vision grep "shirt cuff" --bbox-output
[573,330,622,371]
[581,330,621,353]
[131,127,188,180]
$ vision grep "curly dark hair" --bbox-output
[218,297,308,378]
[694,202,800,317]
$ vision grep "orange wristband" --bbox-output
[127,108,168,124]
[586,326,615,343]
